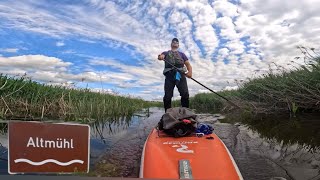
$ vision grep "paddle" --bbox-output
[162,58,241,109]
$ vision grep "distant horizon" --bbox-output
[0,0,318,101]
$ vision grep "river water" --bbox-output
[0,107,319,180]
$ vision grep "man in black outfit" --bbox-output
[158,38,193,112]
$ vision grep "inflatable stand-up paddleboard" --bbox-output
[139,128,243,179]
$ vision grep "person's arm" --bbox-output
[184,60,192,78]
[158,51,166,60]
[181,52,192,78]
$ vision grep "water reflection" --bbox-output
[0,123,7,134]
[0,126,8,175]
[221,113,320,180]
[242,113,320,151]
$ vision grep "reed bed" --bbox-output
[0,75,155,122]
[188,50,320,115]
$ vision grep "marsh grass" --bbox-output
[179,48,320,115]
[0,75,155,122]
[237,55,320,114]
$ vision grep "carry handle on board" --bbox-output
[179,159,193,179]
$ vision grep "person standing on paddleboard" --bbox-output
[158,38,193,112]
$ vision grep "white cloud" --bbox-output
[235,0,320,59]
[225,40,245,54]
[0,48,19,53]
[56,41,65,47]
[216,16,240,40]
[62,50,76,54]
[223,86,238,91]
[198,89,210,93]
[212,0,239,17]
[89,88,116,95]
[218,48,230,58]
[0,55,72,71]
[0,54,162,96]
[0,0,319,100]
[89,58,163,87]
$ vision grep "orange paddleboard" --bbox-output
[139,128,243,180]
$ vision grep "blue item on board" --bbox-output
[195,123,214,135]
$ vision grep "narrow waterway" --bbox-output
[0,107,319,180]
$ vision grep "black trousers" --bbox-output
[163,70,189,112]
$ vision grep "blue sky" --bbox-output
[0,0,319,100]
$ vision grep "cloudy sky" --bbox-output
[0,0,319,100]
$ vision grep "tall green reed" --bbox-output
[0,74,152,122]
[179,48,320,115]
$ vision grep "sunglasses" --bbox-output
[172,41,179,44]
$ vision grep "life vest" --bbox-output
[163,50,186,75]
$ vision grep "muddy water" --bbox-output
[0,107,319,180]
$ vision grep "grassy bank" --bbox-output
[0,74,156,122]
[186,54,320,115]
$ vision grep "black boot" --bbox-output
[181,97,189,108]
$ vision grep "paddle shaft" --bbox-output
[162,59,240,109]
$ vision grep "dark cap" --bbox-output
[172,38,179,43]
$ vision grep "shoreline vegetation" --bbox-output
[180,48,320,116]
[0,75,158,122]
